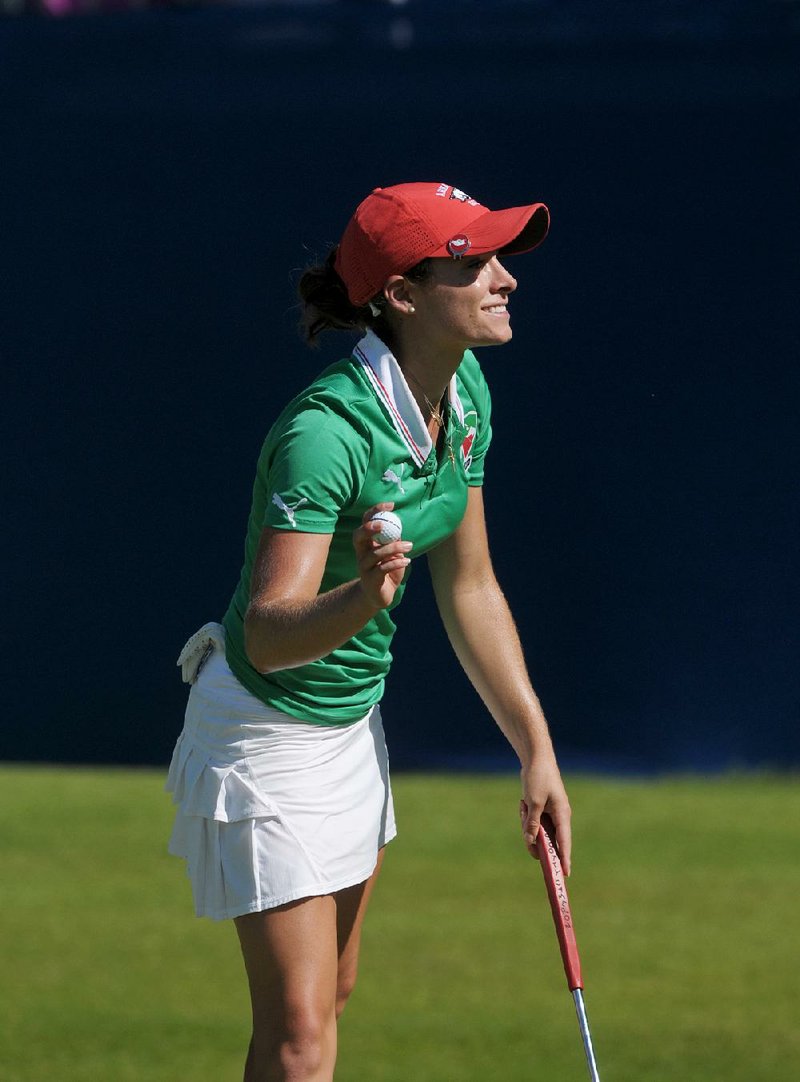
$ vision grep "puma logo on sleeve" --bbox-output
[271,492,309,528]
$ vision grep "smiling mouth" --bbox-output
[484,305,508,315]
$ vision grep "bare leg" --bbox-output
[234,850,387,1082]
[235,895,339,1082]
[334,848,386,1019]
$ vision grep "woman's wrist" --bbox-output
[350,577,385,615]
[514,723,557,771]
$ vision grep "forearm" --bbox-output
[428,489,571,868]
[433,574,555,767]
[244,580,379,673]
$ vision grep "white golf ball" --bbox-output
[369,510,402,545]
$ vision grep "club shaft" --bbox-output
[572,989,600,1082]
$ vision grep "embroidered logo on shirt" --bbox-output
[461,411,478,471]
[382,465,406,494]
[271,492,308,528]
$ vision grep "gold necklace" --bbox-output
[425,395,446,431]
[425,395,457,469]
[405,371,455,467]
[404,369,445,426]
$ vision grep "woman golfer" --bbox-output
[167,181,572,1082]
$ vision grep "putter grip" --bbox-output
[537,815,583,991]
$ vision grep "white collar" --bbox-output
[353,329,465,468]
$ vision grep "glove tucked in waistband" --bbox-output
[176,621,225,684]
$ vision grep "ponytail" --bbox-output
[297,249,434,347]
[297,249,372,346]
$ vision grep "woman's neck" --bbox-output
[375,322,464,431]
[403,366,447,423]
[393,340,463,426]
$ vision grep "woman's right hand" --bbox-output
[353,502,413,610]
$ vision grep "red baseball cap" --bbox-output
[334,181,550,307]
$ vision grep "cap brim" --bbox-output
[453,202,550,257]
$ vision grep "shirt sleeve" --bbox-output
[259,400,369,532]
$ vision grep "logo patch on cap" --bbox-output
[449,187,479,206]
[447,234,471,259]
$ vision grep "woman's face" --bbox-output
[411,252,518,352]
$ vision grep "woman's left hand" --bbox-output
[519,757,572,876]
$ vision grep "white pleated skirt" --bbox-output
[166,638,396,921]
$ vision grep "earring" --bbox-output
[408,305,416,314]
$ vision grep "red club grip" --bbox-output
[537,814,583,991]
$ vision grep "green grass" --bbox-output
[1,766,799,1080]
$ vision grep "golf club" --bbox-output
[537,814,601,1082]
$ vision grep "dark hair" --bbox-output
[297,249,433,347]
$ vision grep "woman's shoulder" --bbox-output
[266,353,375,445]
[297,353,373,409]
[457,348,487,380]
[456,350,491,406]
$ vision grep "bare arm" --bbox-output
[427,487,572,873]
[244,503,412,673]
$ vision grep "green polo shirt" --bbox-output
[222,329,492,724]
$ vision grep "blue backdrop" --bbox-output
[3,2,799,770]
